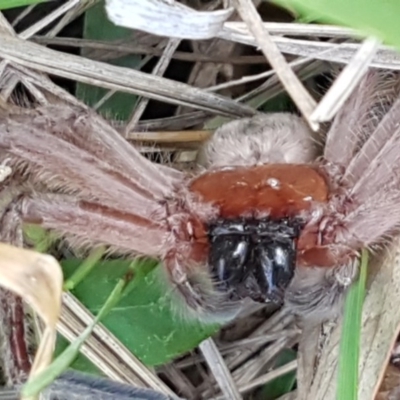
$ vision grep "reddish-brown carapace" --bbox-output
[1,69,400,323]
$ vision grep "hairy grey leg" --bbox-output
[284,261,359,323]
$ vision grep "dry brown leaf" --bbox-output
[0,243,63,389]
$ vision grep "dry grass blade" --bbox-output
[200,312,298,399]
[106,0,234,40]
[125,38,181,134]
[161,364,196,399]
[19,0,81,40]
[58,292,177,398]
[311,36,381,123]
[11,4,36,28]
[211,360,298,400]
[223,22,359,38]
[225,309,295,370]
[0,34,256,118]
[233,334,299,386]
[199,338,242,400]
[0,243,63,395]
[296,240,400,400]
[46,0,99,38]
[219,31,400,70]
[0,13,16,36]
[11,63,89,106]
[232,0,318,130]
[174,0,262,117]
[239,360,297,395]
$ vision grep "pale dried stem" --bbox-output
[199,338,242,400]
[211,360,298,399]
[59,293,178,398]
[311,37,381,123]
[232,0,317,129]
[19,0,81,40]
[0,34,256,118]
[46,0,99,38]
[125,38,181,134]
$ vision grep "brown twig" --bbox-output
[125,130,212,143]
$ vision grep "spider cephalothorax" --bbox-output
[1,69,400,323]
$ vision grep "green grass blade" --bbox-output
[63,246,106,291]
[0,0,46,9]
[337,249,368,400]
[22,277,127,397]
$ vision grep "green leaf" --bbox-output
[0,0,46,9]
[272,0,400,49]
[76,1,141,120]
[59,259,220,367]
[261,92,293,114]
[337,249,368,400]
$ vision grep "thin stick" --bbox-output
[46,0,98,38]
[311,37,381,123]
[19,0,81,40]
[125,38,181,134]
[199,338,242,400]
[211,360,298,399]
[125,130,212,143]
[223,21,358,38]
[11,4,36,28]
[218,32,400,71]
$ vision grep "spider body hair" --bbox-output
[197,113,318,168]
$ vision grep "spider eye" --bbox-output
[254,237,297,303]
[209,222,250,291]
